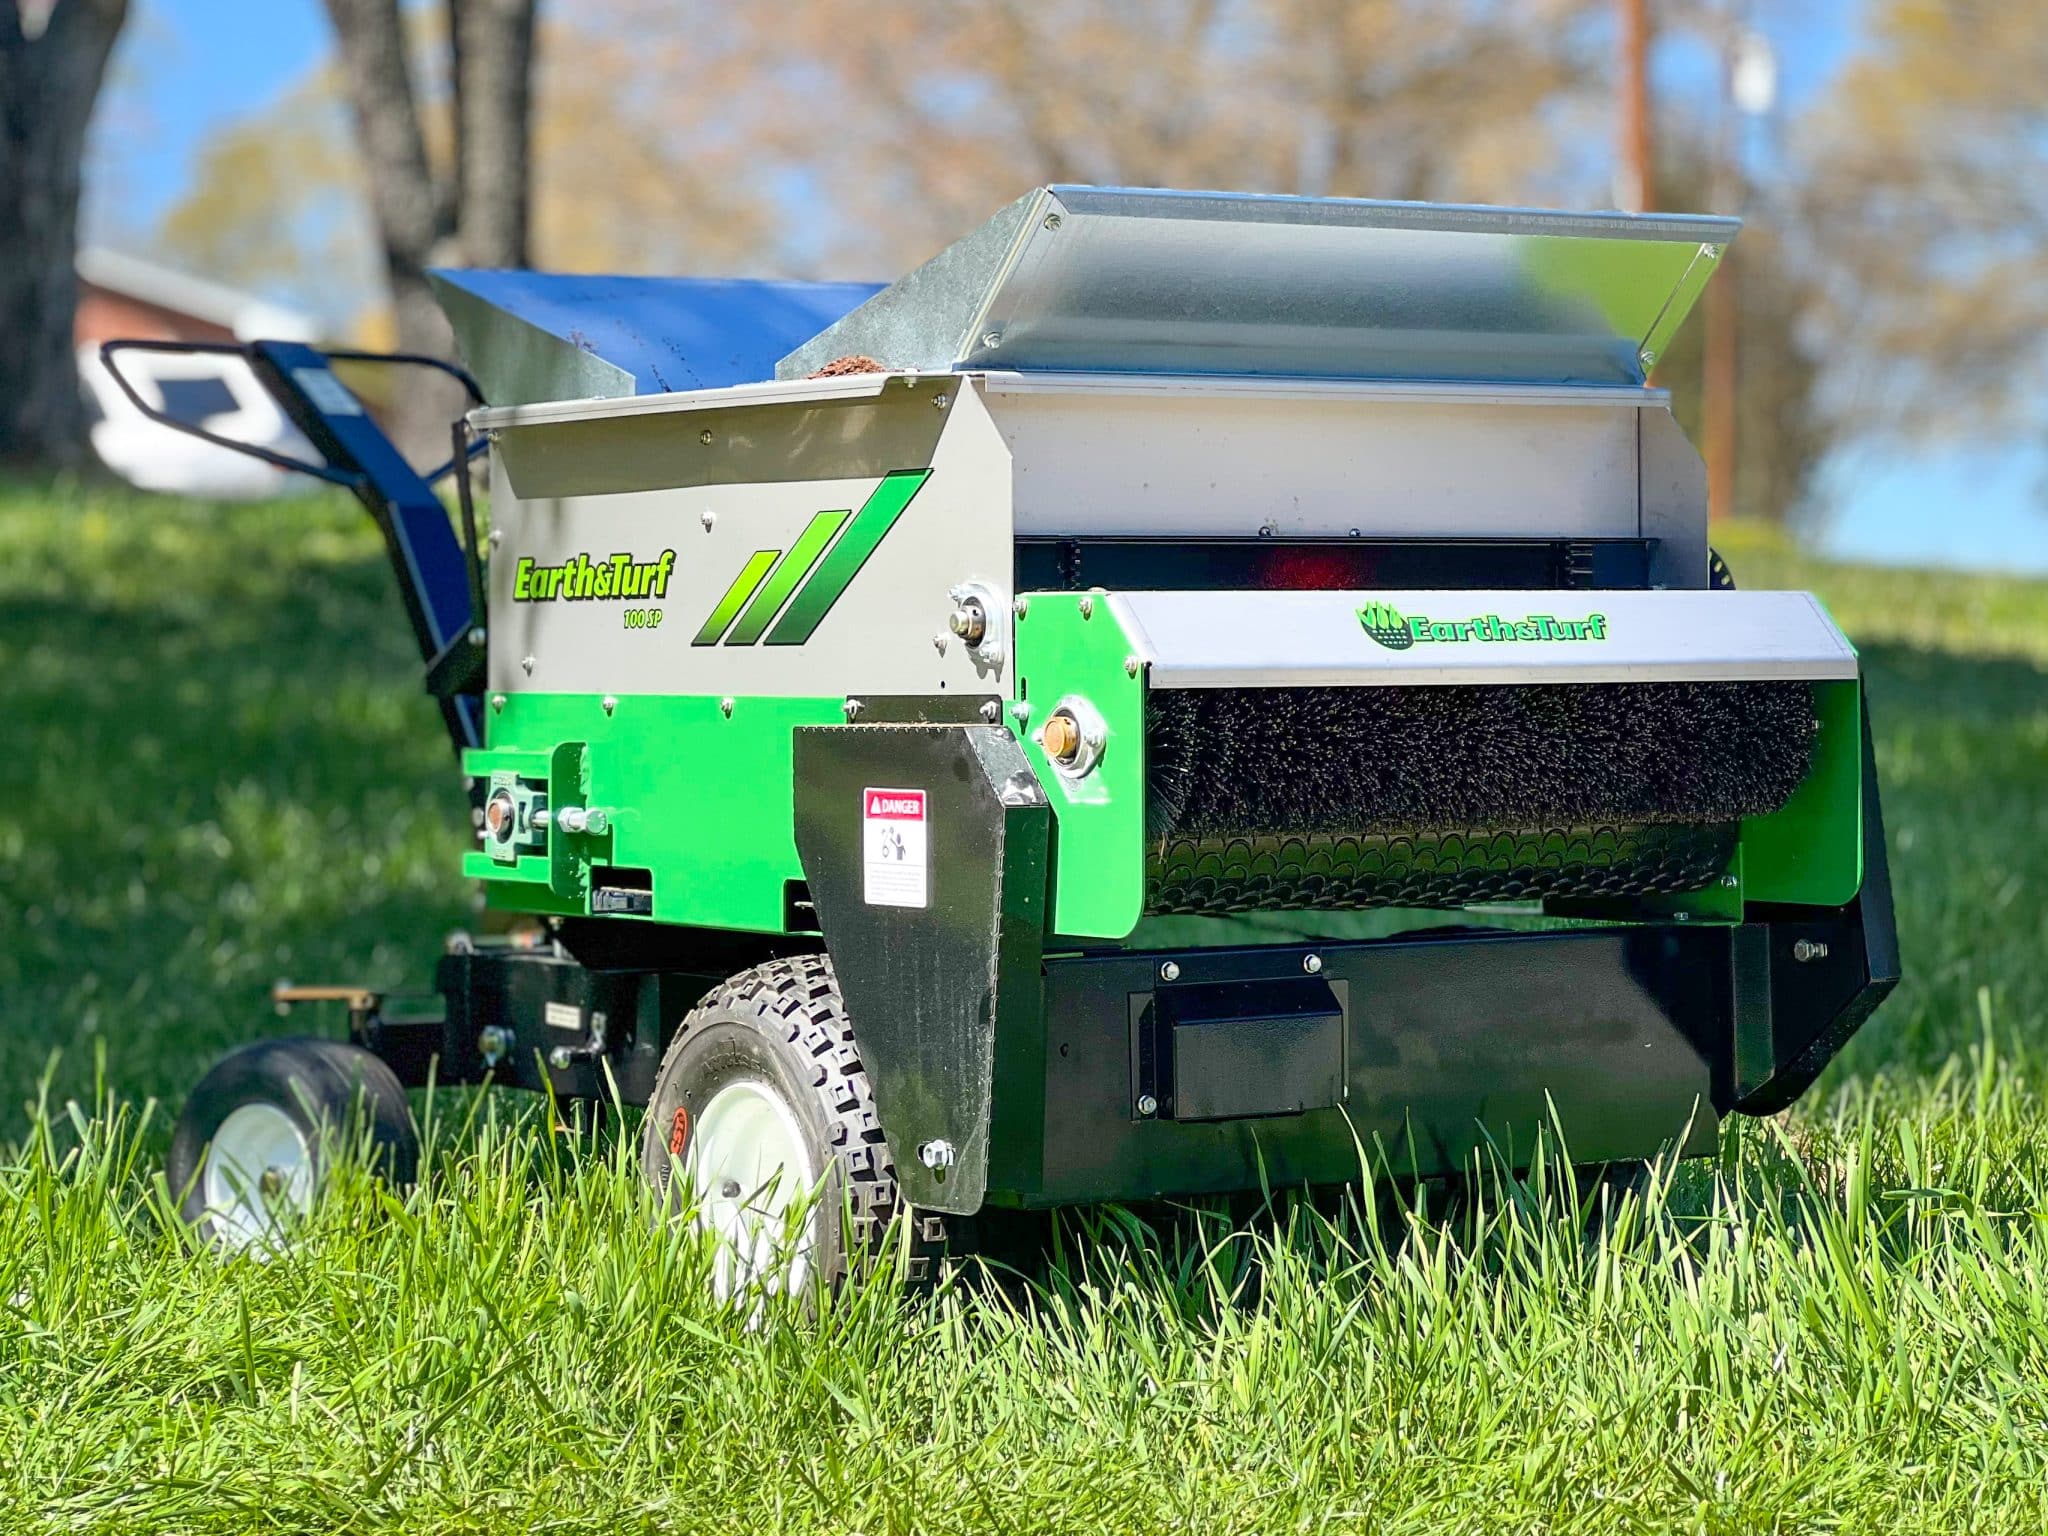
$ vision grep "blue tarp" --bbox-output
[429,269,884,396]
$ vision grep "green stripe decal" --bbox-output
[694,549,781,646]
[725,509,850,645]
[767,469,932,646]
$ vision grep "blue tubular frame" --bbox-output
[99,338,488,753]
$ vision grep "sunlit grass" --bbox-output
[2,482,2046,1529]
[8,1034,2048,1530]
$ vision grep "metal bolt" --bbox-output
[478,1024,515,1066]
[979,699,1001,723]
[933,392,950,410]
[1159,961,1180,982]
[1135,1094,1158,1117]
[1258,522,1277,538]
[1013,596,1030,619]
[981,331,1002,349]
[1702,243,1721,259]
[259,1167,285,1199]
[917,1139,957,1170]
[1040,712,1080,763]
[1078,595,1095,619]
[1124,654,1141,678]
[491,694,507,713]
[557,806,589,834]
[1792,939,1830,963]
[933,632,948,654]
[1675,911,1690,922]
[521,655,536,675]
[548,1046,573,1069]
[700,509,716,531]
[1010,699,1032,725]
[468,626,486,647]
[948,599,987,644]
[1639,349,1657,368]
[1303,953,1323,975]
[488,527,504,548]
[1720,874,1739,889]
[1043,212,1062,231]
[720,696,734,718]
[699,428,714,445]
[719,1179,742,1200]
[601,695,617,716]
[843,697,864,720]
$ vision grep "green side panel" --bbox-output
[726,509,849,645]
[767,469,931,645]
[694,549,780,646]
[461,747,551,778]
[1739,677,1864,907]
[462,850,554,886]
[1010,593,1149,940]
[470,692,843,931]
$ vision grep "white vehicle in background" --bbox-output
[74,247,325,501]
[79,345,319,500]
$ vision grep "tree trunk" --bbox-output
[450,0,535,268]
[322,0,459,465]
[0,0,130,470]
[324,0,535,463]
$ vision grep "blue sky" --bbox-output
[82,0,2046,577]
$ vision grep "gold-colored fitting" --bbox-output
[1040,711,1081,762]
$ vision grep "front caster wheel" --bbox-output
[641,955,946,1299]
[168,1037,419,1253]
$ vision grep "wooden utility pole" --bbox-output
[1702,12,1743,523]
[1617,0,1653,212]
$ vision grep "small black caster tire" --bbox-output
[641,955,946,1298]
[168,1037,418,1253]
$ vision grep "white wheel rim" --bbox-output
[687,1078,819,1299]
[201,1102,316,1254]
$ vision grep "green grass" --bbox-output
[3,481,2047,1531]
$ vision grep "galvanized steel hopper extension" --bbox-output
[132,187,1897,1273]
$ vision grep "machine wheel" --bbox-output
[167,1037,419,1254]
[640,955,946,1297]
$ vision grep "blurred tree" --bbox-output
[168,0,1612,305]
[154,18,776,336]
[638,0,1608,278]
[1799,0,2048,444]
[0,0,129,469]
[320,0,538,459]
[154,75,369,312]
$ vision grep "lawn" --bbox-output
[2,479,2046,1531]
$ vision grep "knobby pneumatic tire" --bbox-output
[640,955,947,1296]
[167,1037,419,1254]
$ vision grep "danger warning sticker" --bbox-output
[862,787,928,908]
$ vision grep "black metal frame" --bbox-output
[98,339,486,486]
[354,736,1893,1209]
[1015,534,1655,593]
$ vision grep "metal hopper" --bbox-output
[777,185,1735,386]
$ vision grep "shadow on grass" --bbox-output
[0,524,471,1115]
